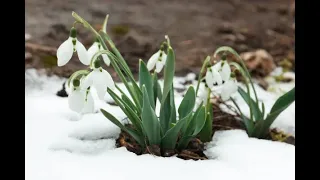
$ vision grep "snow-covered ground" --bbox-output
[25,68,295,180]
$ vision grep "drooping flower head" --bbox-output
[57,27,90,66]
[147,43,167,73]
[205,59,238,101]
[82,58,115,100]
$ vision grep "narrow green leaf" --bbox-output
[183,102,204,136]
[178,106,206,149]
[152,72,162,105]
[115,84,140,114]
[270,87,295,114]
[159,88,172,133]
[198,103,213,142]
[252,87,295,138]
[161,47,175,104]
[141,86,161,145]
[242,114,254,136]
[169,85,176,124]
[178,86,196,119]
[161,113,190,150]
[238,87,263,121]
[107,88,143,133]
[139,60,155,109]
[100,109,144,147]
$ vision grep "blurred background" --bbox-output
[25,0,295,81]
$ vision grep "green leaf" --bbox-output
[178,106,206,149]
[238,87,263,121]
[161,47,175,104]
[178,86,196,120]
[100,109,144,147]
[141,86,161,145]
[270,87,295,114]
[183,102,203,136]
[115,84,139,114]
[161,113,190,150]
[152,73,163,106]
[169,85,176,124]
[198,103,213,142]
[242,114,254,136]
[252,87,295,138]
[139,60,155,109]
[107,88,143,133]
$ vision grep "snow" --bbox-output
[25,68,295,180]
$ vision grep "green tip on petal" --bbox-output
[73,79,80,87]
[94,58,102,68]
[70,27,77,38]
[221,53,227,60]
[95,37,100,43]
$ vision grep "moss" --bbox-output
[111,25,130,36]
[270,130,290,142]
[279,59,292,72]
[42,55,57,68]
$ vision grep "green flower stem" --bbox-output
[67,70,90,87]
[195,56,211,96]
[205,87,211,113]
[229,61,253,120]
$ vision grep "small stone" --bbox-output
[25,33,31,41]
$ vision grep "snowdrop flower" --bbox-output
[147,48,167,73]
[87,38,110,66]
[212,60,231,83]
[220,74,238,101]
[205,65,222,89]
[57,27,90,66]
[68,79,94,114]
[82,59,115,100]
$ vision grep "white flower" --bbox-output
[212,60,231,83]
[220,77,238,101]
[147,50,167,73]
[82,64,115,100]
[57,27,89,66]
[87,41,110,66]
[205,66,222,89]
[68,80,94,114]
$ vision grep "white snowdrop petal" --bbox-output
[205,71,214,89]
[155,61,165,73]
[87,42,100,63]
[147,51,160,71]
[75,40,90,65]
[212,61,222,72]
[57,37,74,66]
[211,67,223,85]
[221,79,238,101]
[102,54,111,66]
[68,90,86,113]
[221,61,231,82]
[81,73,94,90]
[161,53,167,64]
[101,69,116,90]
[81,90,95,114]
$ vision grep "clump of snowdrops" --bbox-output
[56,12,295,154]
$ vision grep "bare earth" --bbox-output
[25,0,295,79]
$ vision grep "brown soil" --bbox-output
[115,102,294,160]
[25,0,295,79]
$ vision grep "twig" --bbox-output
[25,42,57,54]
